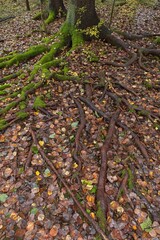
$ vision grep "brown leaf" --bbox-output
[49,226,58,237]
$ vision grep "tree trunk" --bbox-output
[26,0,30,11]
[48,0,66,15]
[66,0,99,29]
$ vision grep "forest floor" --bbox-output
[0,0,160,240]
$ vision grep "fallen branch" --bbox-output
[29,128,110,240]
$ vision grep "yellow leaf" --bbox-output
[39,141,44,147]
[132,225,137,230]
[90,212,95,219]
[48,190,52,196]
[73,162,78,169]
[86,195,95,204]
[36,171,40,176]
[34,111,39,115]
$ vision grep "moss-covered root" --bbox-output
[0,81,44,116]
[96,202,107,232]
[0,45,48,69]
[45,10,55,24]
[0,71,22,83]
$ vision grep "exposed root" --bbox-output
[105,90,160,121]
[29,128,109,240]
[0,45,48,69]
[97,110,120,232]
[79,96,150,161]
[0,71,22,83]
[116,31,160,40]
[0,81,44,117]
[72,97,86,172]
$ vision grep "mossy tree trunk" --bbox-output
[45,0,66,24]
[65,0,126,50]
[66,0,99,29]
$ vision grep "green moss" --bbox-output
[138,110,149,117]
[23,83,35,92]
[0,45,48,69]
[0,84,11,91]
[63,65,69,74]
[51,73,80,82]
[143,79,152,89]
[33,12,42,20]
[42,59,61,69]
[0,101,17,115]
[0,55,14,63]
[153,123,160,131]
[0,119,8,130]
[16,111,29,119]
[41,68,51,79]
[19,101,26,110]
[45,10,55,24]
[127,168,134,189]
[0,71,22,84]
[154,37,160,45]
[96,202,107,234]
[0,91,7,95]
[84,51,99,63]
[71,29,84,49]
[33,96,46,110]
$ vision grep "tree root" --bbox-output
[116,31,160,40]
[0,81,45,117]
[79,96,150,161]
[0,45,48,69]
[72,97,86,172]
[0,71,22,83]
[96,110,120,233]
[104,90,160,121]
[29,128,110,240]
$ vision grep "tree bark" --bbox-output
[26,0,30,11]
[48,0,66,15]
[66,0,99,29]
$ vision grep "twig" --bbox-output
[29,128,109,240]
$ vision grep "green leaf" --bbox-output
[90,186,97,194]
[32,145,39,154]
[30,207,38,215]
[71,121,79,128]
[0,194,8,203]
[86,209,91,214]
[140,216,152,232]
[49,133,55,139]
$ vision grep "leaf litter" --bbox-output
[0,0,160,239]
